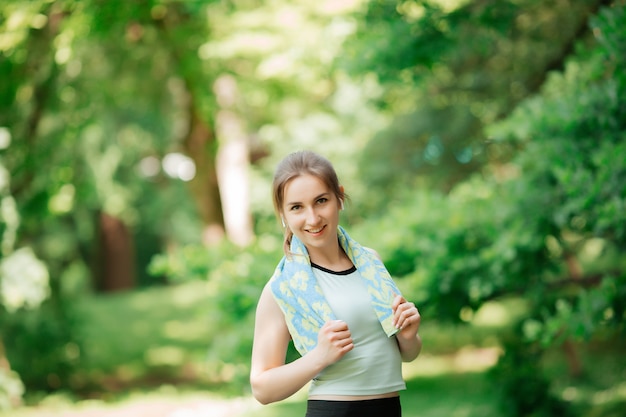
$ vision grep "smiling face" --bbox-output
[281,174,343,255]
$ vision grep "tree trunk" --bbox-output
[562,339,583,378]
[182,105,226,246]
[153,6,227,246]
[214,74,254,247]
[562,252,584,377]
[94,212,136,292]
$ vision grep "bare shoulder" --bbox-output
[252,282,290,346]
[257,282,280,313]
[255,282,288,331]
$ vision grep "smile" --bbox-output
[306,225,325,234]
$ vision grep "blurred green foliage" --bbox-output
[345,0,615,207]
[0,0,625,415]
[2,299,81,392]
[490,336,575,417]
[348,3,626,415]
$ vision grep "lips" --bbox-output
[306,225,326,234]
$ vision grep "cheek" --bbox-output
[284,212,300,225]
[327,205,341,216]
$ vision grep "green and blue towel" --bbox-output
[269,226,401,355]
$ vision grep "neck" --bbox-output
[307,240,352,271]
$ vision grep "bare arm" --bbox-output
[250,283,354,404]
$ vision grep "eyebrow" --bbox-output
[286,192,330,206]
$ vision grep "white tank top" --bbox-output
[308,263,406,397]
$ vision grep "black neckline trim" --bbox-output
[311,262,356,275]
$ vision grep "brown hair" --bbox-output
[272,151,346,255]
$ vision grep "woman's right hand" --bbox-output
[313,320,354,367]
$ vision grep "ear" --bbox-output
[339,185,345,210]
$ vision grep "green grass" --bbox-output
[4,282,625,417]
[49,280,221,400]
[402,372,499,417]
[77,280,214,371]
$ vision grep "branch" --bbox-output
[11,4,67,198]
[523,0,615,97]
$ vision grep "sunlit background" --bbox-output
[1,0,625,416]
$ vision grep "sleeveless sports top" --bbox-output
[308,264,406,397]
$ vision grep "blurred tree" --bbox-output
[0,0,382,396]
[213,74,254,247]
[353,2,626,414]
[149,0,227,245]
[0,0,621,410]
[0,0,216,395]
[342,0,613,211]
[0,0,68,404]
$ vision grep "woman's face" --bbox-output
[281,174,342,253]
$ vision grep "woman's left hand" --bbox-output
[391,295,421,340]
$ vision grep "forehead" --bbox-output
[283,174,330,202]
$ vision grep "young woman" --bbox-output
[250,151,422,417]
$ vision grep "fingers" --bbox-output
[326,319,349,332]
[321,320,353,350]
[391,294,405,311]
[314,321,354,368]
[392,299,421,331]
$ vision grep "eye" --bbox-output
[289,204,301,211]
[316,197,328,204]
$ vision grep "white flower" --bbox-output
[0,247,50,313]
[0,367,24,410]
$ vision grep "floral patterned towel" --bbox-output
[269,226,401,355]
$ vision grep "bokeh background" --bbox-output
[1,0,625,416]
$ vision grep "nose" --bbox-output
[306,207,320,224]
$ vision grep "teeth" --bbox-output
[308,227,323,233]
